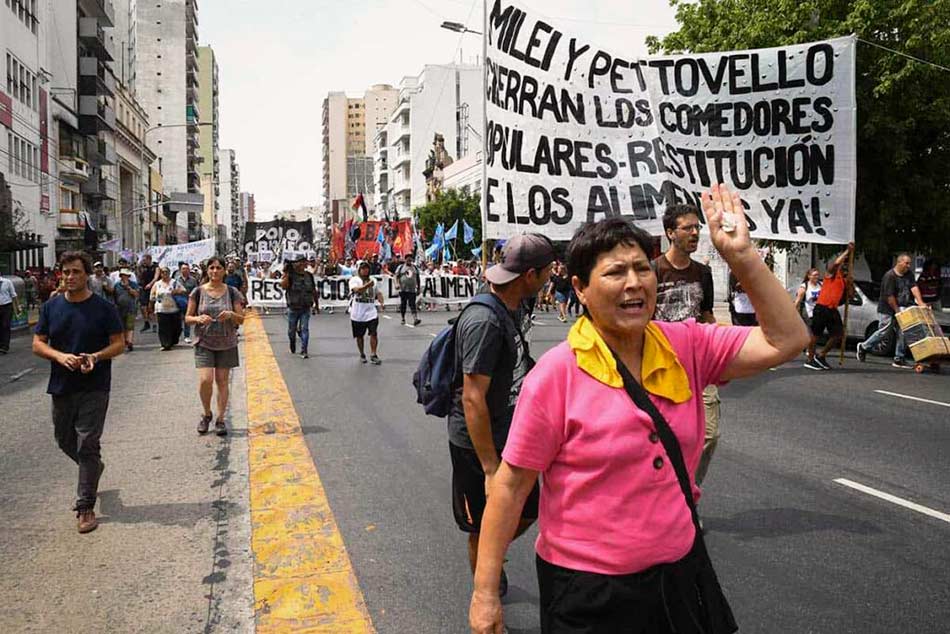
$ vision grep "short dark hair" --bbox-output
[59,251,93,275]
[567,217,655,286]
[662,203,701,235]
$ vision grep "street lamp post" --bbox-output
[440,21,482,35]
[138,122,211,250]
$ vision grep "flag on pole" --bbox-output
[463,220,475,244]
[433,223,445,248]
[443,244,451,263]
[351,193,368,222]
[444,219,459,241]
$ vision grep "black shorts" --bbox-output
[351,318,379,338]
[449,441,540,533]
[810,304,843,338]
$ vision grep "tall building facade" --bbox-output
[374,64,481,218]
[240,191,254,224]
[218,148,240,249]
[197,45,218,244]
[322,84,397,224]
[135,0,202,243]
[1,0,58,270]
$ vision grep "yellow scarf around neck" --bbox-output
[567,315,691,404]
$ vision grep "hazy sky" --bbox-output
[200,0,679,218]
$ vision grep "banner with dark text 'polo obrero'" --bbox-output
[482,0,856,244]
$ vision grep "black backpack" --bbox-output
[412,294,520,418]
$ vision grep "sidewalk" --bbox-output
[0,325,254,632]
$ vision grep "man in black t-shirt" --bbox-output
[33,252,125,534]
[857,253,926,368]
[448,233,556,596]
[281,254,318,359]
[652,203,720,487]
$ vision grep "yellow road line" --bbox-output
[244,312,375,632]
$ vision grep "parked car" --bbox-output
[788,280,950,356]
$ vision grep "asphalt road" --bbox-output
[266,308,950,634]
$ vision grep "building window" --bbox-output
[6,53,37,110]
[8,131,39,182]
[6,0,38,33]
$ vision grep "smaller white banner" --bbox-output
[246,275,483,308]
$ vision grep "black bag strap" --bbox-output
[610,351,701,535]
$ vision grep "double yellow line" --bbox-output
[244,312,374,632]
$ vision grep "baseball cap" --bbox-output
[119,268,132,276]
[484,234,557,285]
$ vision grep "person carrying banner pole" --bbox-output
[839,247,857,366]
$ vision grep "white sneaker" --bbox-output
[184,337,192,344]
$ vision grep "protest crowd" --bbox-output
[6,2,950,632]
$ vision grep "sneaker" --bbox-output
[370,355,381,365]
[855,342,867,363]
[140,322,151,333]
[184,337,192,344]
[499,567,509,598]
[77,509,98,534]
[215,419,228,436]
[803,359,823,371]
[814,356,831,370]
[400,319,405,325]
[360,354,367,364]
[558,315,567,323]
[892,359,912,369]
[197,414,212,435]
[413,318,421,326]
[300,351,309,359]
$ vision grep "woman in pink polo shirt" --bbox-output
[469,185,810,633]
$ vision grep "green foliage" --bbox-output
[648,0,950,268]
[413,189,483,259]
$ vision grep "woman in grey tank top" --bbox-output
[185,256,245,436]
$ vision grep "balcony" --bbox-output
[59,157,90,183]
[78,18,114,62]
[78,57,115,98]
[79,97,115,134]
[78,0,114,28]
[186,104,199,125]
[186,0,199,26]
[391,153,410,170]
[58,208,85,230]
[96,139,117,166]
[81,175,117,200]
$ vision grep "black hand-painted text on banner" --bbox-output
[242,220,314,260]
[482,0,856,244]
[247,275,481,308]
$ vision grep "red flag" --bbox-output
[351,193,368,221]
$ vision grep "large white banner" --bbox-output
[144,239,216,267]
[483,0,856,244]
[247,275,483,308]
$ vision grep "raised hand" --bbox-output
[701,183,754,262]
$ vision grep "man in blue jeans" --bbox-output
[281,254,318,359]
[857,253,927,368]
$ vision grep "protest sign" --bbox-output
[143,238,216,267]
[482,0,856,244]
[247,274,482,308]
[243,220,314,261]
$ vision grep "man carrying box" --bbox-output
[857,253,927,368]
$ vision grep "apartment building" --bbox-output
[218,147,240,250]
[197,45,218,244]
[373,64,481,219]
[322,84,398,224]
[1,0,57,270]
[135,0,202,243]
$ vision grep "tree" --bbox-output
[647,0,950,270]
[414,189,482,259]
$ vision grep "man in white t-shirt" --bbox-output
[349,261,380,365]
